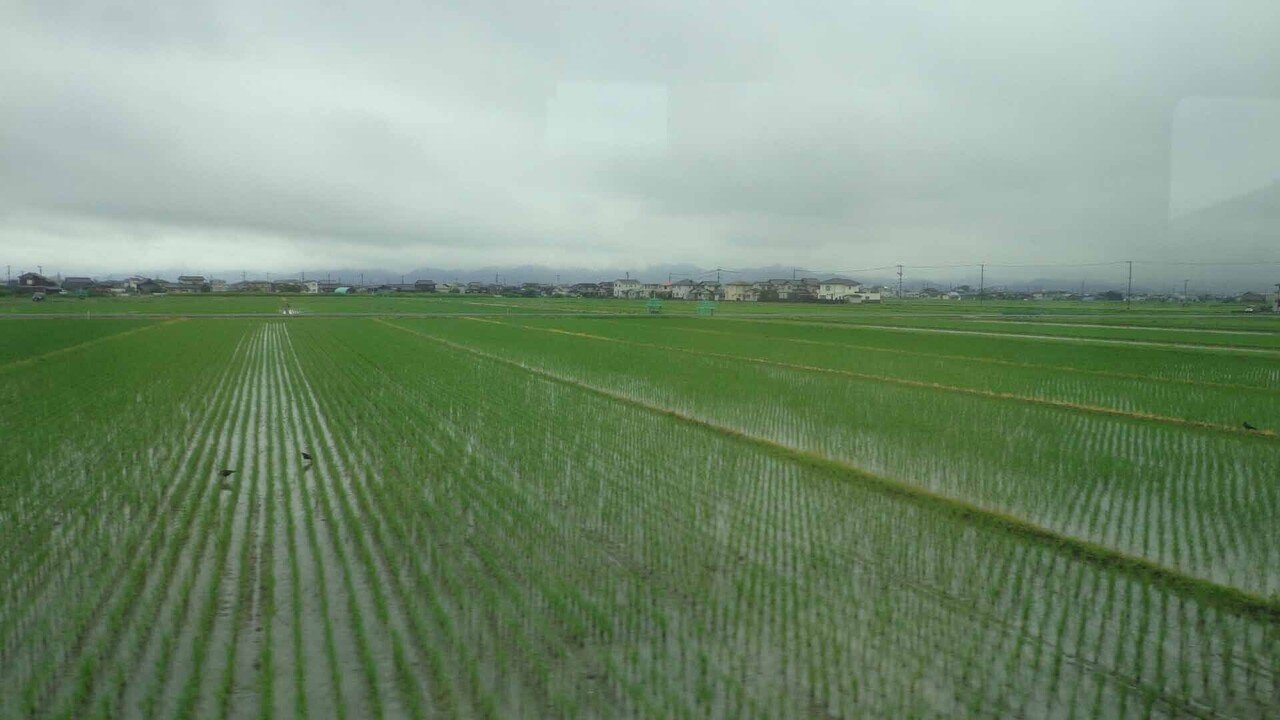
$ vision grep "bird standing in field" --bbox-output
[1242,422,1258,431]
[219,469,237,478]
[301,451,312,461]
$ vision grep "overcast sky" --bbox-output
[2,1,1278,277]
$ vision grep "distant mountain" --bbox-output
[50,183,1280,293]
[1169,180,1280,255]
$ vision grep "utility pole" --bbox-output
[38,265,43,277]
[978,263,985,300]
[1183,279,1189,305]
[792,267,797,281]
[360,272,364,287]
[1125,260,1133,310]
[896,264,904,299]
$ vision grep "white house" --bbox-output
[818,277,862,301]
[723,281,758,301]
[668,279,695,300]
[613,278,644,298]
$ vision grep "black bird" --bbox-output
[1243,422,1258,431]
[219,469,237,478]
[301,451,312,461]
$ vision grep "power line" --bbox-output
[1133,260,1280,267]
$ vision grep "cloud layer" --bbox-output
[2,1,1278,276]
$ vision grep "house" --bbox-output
[688,282,722,301]
[520,282,553,297]
[17,272,59,294]
[765,278,819,302]
[270,279,304,293]
[90,280,126,296]
[414,279,437,293]
[1236,291,1266,304]
[302,280,319,294]
[230,280,273,293]
[597,281,615,297]
[667,279,695,300]
[173,275,209,294]
[818,277,863,301]
[62,276,95,291]
[723,281,758,302]
[209,279,228,292]
[568,282,602,297]
[613,278,644,298]
[122,276,150,293]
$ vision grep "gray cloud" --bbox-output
[2,1,1278,277]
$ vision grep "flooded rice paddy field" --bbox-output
[1,302,1278,718]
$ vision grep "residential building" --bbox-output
[173,275,209,293]
[17,272,59,293]
[230,280,273,293]
[818,277,863,301]
[723,281,758,301]
[613,278,644,298]
[688,281,722,301]
[567,282,601,297]
[668,279,695,300]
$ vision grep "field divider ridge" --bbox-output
[375,318,1280,623]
